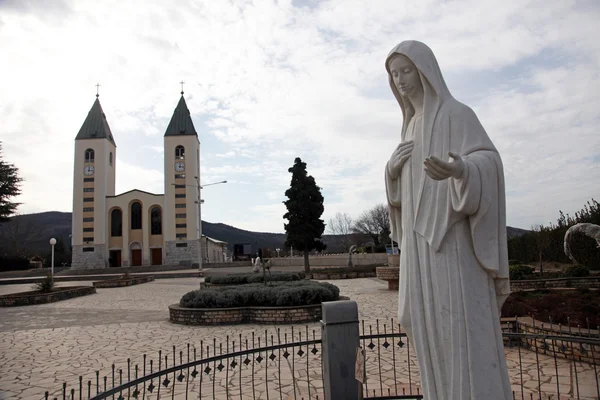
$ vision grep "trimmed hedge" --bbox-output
[204,272,304,285]
[180,281,340,308]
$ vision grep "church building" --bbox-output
[71,91,204,269]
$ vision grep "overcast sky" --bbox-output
[1,0,598,233]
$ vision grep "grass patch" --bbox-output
[180,281,340,308]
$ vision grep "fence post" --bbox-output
[321,300,361,400]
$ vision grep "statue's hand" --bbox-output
[423,151,465,181]
[387,140,414,179]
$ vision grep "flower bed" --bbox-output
[172,281,342,325]
[181,281,340,308]
[93,275,154,288]
[501,289,600,327]
[0,286,96,307]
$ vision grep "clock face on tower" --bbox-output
[84,165,95,176]
[174,161,185,172]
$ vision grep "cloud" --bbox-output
[0,0,598,234]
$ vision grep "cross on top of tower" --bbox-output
[180,81,185,95]
[96,83,101,98]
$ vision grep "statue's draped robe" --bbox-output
[385,41,512,400]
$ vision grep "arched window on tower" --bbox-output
[175,145,185,159]
[131,202,142,230]
[109,152,113,166]
[150,207,162,235]
[111,209,122,237]
[85,149,95,163]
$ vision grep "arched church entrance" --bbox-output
[130,242,142,266]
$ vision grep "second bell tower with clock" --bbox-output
[163,90,202,265]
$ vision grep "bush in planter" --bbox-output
[180,281,340,308]
[204,272,304,285]
[509,265,535,281]
[563,264,590,277]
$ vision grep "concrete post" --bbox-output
[321,300,361,400]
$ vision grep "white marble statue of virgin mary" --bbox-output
[384,40,513,399]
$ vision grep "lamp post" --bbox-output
[49,238,57,282]
[172,179,227,271]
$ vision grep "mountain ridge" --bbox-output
[0,211,530,256]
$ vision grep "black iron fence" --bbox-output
[44,317,600,400]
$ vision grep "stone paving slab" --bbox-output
[0,277,598,400]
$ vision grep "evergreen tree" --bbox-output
[283,157,326,273]
[0,142,22,221]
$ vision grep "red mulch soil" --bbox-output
[501,289,600,328]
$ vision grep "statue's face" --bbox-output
[389,54,423,99]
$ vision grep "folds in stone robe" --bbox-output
[384,40,512,400]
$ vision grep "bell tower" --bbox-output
[71,92,117,269]
[163,88,201,266]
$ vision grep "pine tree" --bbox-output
[0,143,22,221]
[283,157,326,273]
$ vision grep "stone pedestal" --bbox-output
[376,266,400,290]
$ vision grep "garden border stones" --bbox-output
[0,286,96,307]
[510,276,600,291]
[93,275,154,288]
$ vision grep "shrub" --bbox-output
[179,281,340,308]
[205,272,304,285]
[33,274,54,293]
[509,265,535,281]
[0,256,31,271]
[563,264,590,277]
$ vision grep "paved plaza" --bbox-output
[0,276,598,399]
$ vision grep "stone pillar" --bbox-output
[321,300,362,400]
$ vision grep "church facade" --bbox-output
[71,92,204,269]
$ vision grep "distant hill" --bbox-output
[0,211,530,256]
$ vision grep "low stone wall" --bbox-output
[169,303,322,325]
[307,271,377,280]
[93,276,154,288]
[376,267,400,290]
[203,261,252,268]
[0,286,96,307]
[511,276,600,291]
[501,317,600,364]
[269,253,388,268]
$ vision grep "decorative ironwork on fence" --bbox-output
[44,316,600,400]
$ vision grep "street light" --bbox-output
[171,179,227,271]
[49,238,57,282]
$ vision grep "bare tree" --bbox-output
[531,224,552,277]
[353,204,391,248]
[327,212,354,252]
[0,214,43,257]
